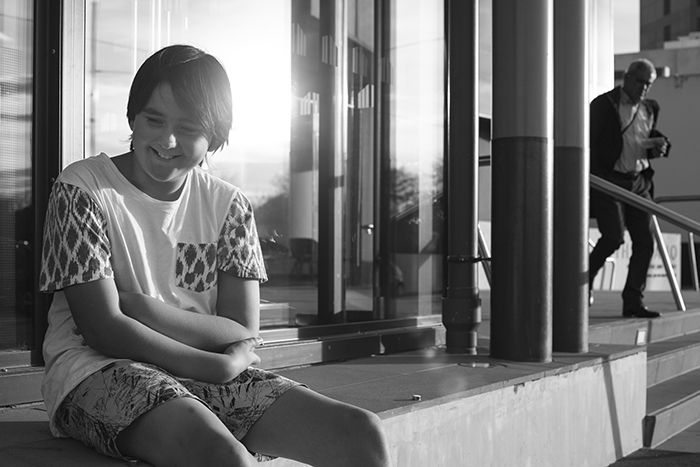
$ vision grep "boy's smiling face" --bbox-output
[128,82,210,200]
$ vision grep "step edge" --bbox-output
[644,393,700,447]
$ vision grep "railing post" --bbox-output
[651,215,686,311]
[689,233,700,293]
[477,224,492,287]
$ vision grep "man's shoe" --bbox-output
[622,306,661,318]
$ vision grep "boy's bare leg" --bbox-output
[117,397,255,467]
[242,386,391,467]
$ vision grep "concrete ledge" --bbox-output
[1,346,646,467]
[269,345,646,467]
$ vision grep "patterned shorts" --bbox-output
[55,361,301,462]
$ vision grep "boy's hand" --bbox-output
[222,337,262,379]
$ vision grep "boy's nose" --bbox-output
[160,130,177,148]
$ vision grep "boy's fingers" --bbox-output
[241,336,264,347]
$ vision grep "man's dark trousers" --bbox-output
[589,173,654,309]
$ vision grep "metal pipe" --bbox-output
[651,215,686,311]
[442,0,481,354]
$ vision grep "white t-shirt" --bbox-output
[39,153,267,437]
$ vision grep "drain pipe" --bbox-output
[442,0,481,354]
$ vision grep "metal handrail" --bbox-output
[655,195,700,204]
[479,155,696,308]
[590,175,700,311]
[653,195,700,293]
[591,177,700,236]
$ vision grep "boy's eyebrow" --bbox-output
[141,107,165,117]
[140,107,200,126]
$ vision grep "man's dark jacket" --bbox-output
[590,86,667,187]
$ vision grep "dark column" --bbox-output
[553,0,589,353]
[316,0,341,323]
[33,0,62,364]
[490,0,553,362]
[374,0,389,319]
[442,0,481,354]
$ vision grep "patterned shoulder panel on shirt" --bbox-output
[216,190,268,282]
[39,181,113,292]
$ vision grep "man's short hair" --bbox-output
[625,58,656,78]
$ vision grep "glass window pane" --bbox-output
[86,1,317,328]
[385,0,444,318]
[0,1,34,350]
[86,0,446,328]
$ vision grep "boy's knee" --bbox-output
[339,406,388,456]
[342,405,381,431]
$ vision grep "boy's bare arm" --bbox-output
[214,271,261,335]
[64,278,248,383]
[118,274,259,353]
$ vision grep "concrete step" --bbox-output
[646,330,700,387]
[643,367,700,447]
[655,418,700,454]
[590,308,700,346]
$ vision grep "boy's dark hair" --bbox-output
[127,44,232,152]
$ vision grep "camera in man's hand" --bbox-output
[644,130,671,159]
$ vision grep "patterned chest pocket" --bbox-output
[175,243,218,292]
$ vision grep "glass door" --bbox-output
[343,0,376,320]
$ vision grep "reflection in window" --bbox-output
[385,0,444,318]
[86,1,313,327]
[0,1,34,349]
[85,0,446,328]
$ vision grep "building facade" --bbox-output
[640,0,700,50]
[2,0,620,408]
[2,1,501,405]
